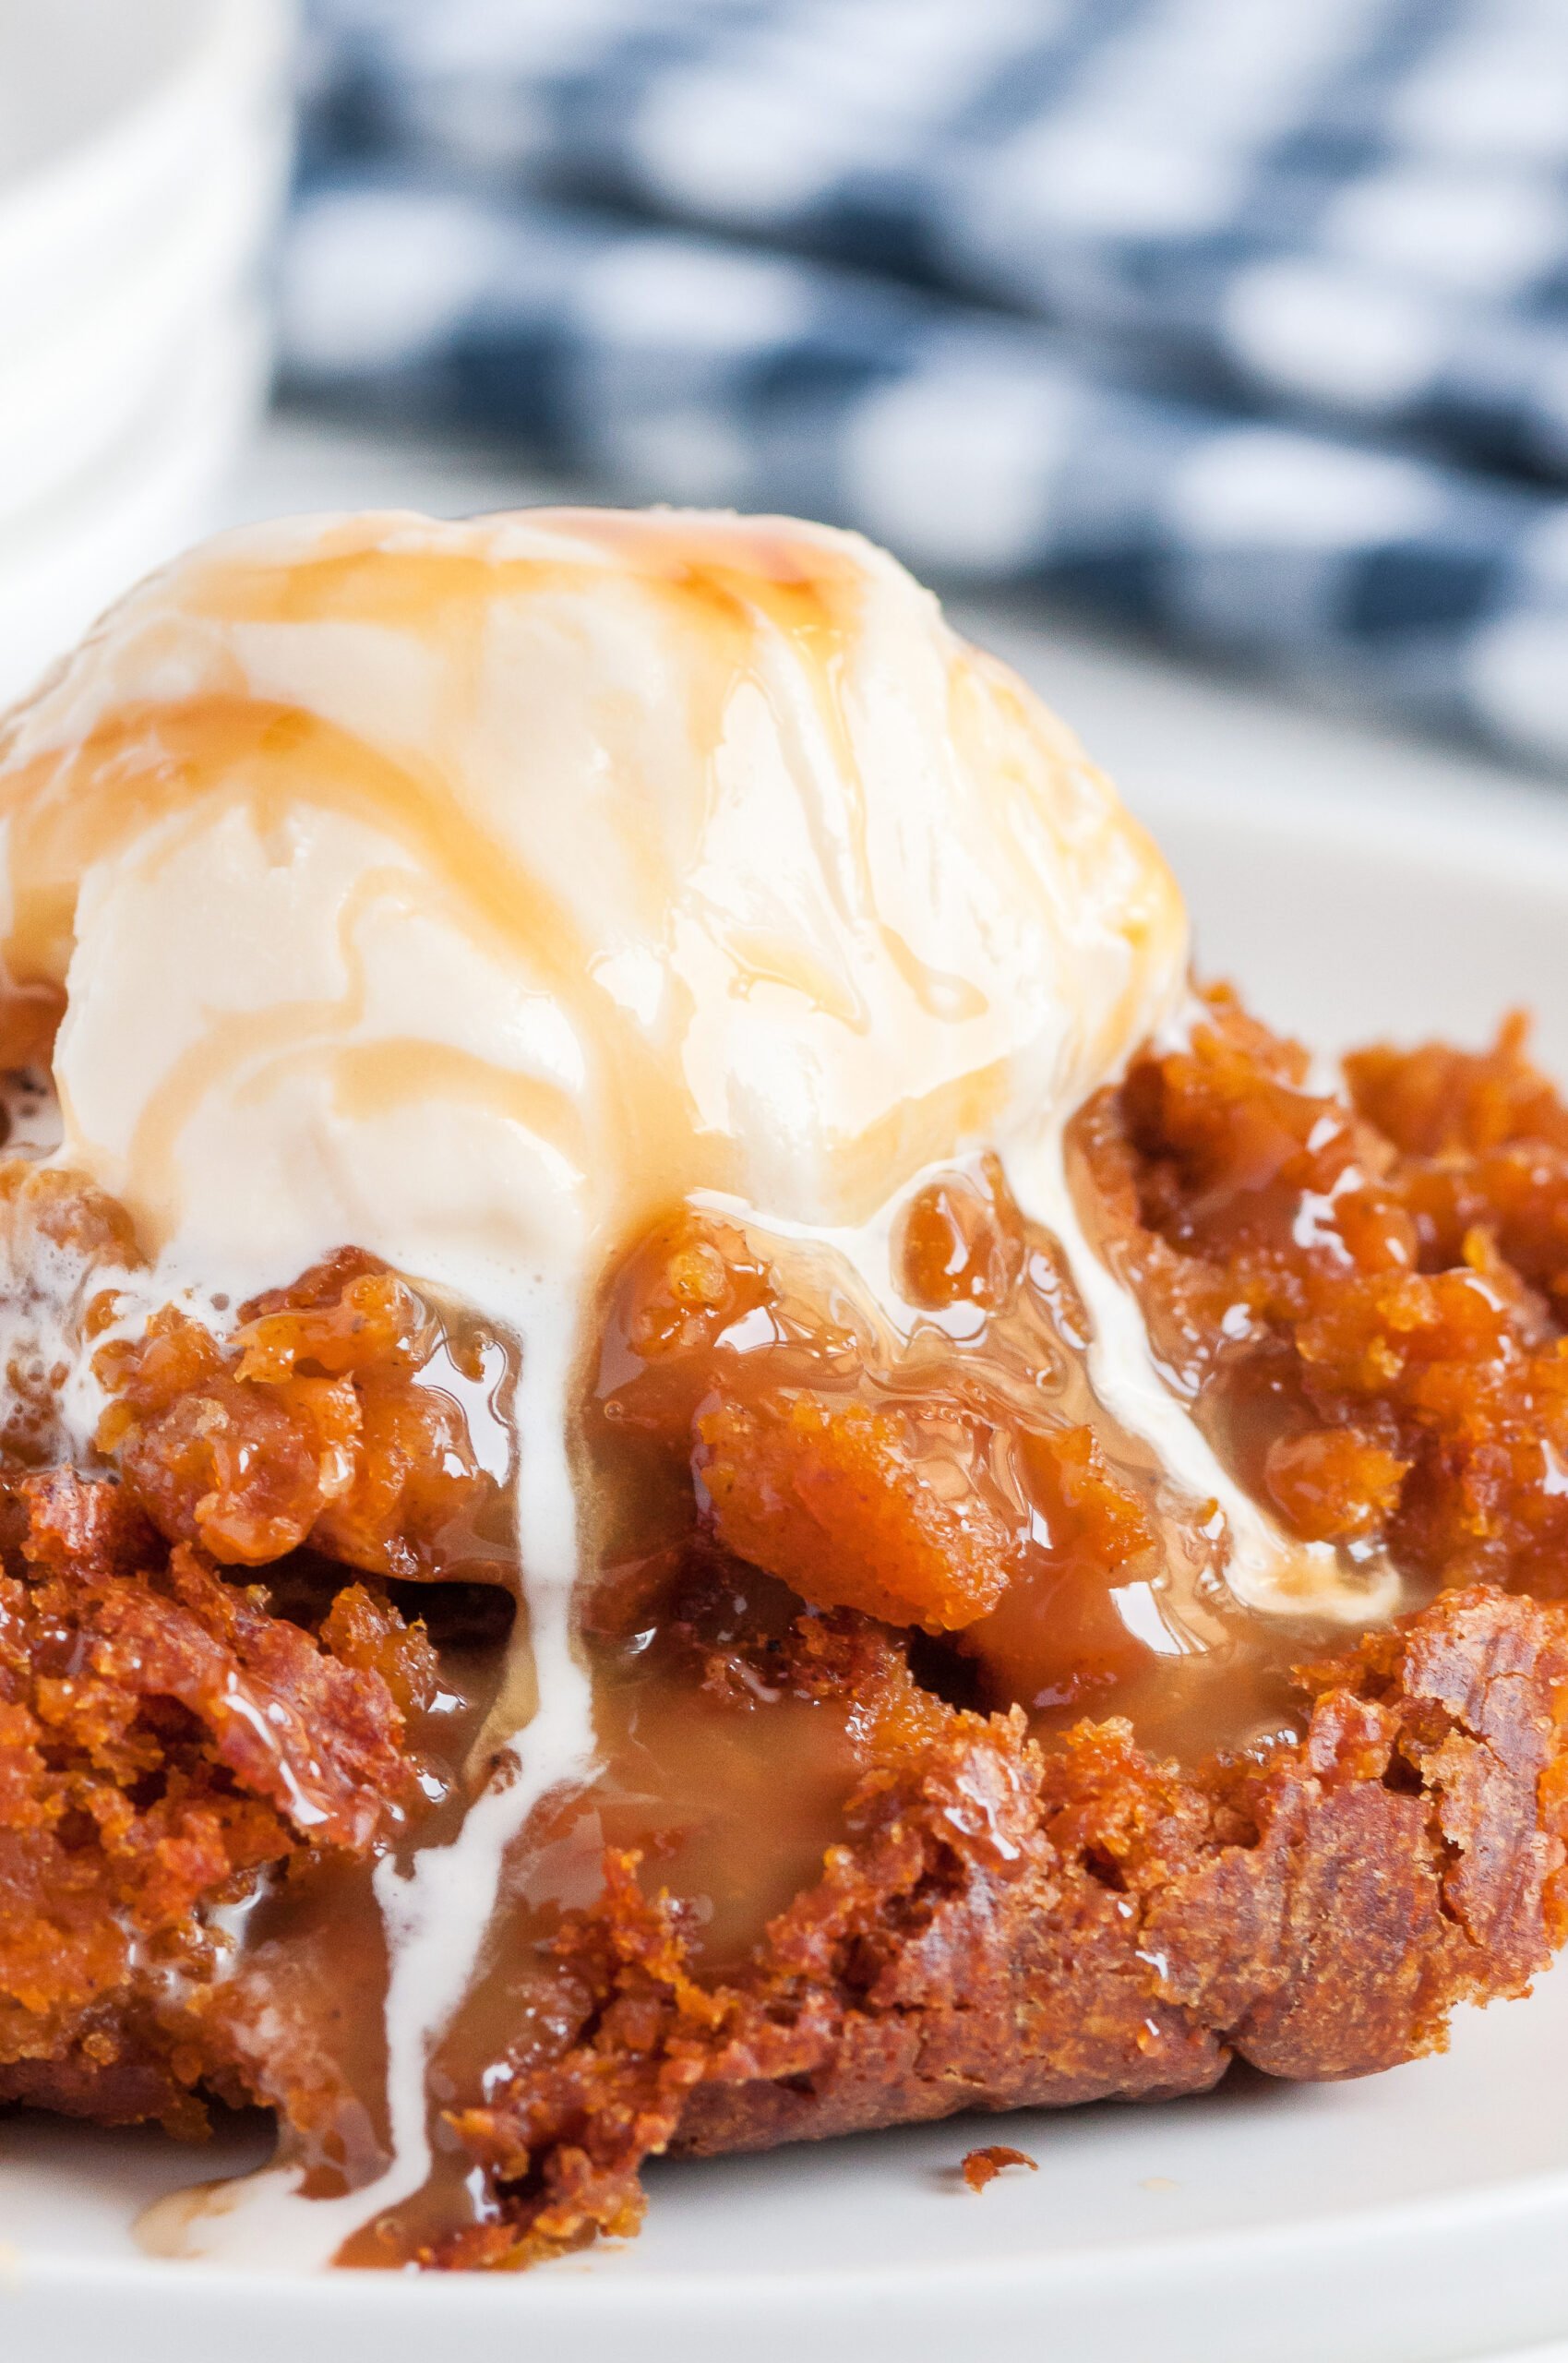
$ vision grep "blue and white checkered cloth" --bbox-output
[284,0,1568,769]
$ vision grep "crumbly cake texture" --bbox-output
[437,1584,1568,2269]
[6,992,1568,2266]
[0,1469,433,2131]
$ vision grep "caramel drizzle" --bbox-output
[0,516,1011,1259]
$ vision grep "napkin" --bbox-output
[284,0,1568,769]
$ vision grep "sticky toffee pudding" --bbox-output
[1,511,1566,2271]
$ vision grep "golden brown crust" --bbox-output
[0,1469,431,2129]
[436,1582,1568,2268]
[11,1577,1562,2256]
[12,1003,1568,2266]
[1090,994,1568,1595]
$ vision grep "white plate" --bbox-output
[4,631,1568,2363]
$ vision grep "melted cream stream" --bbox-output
[150,1286,591,2270]
[1008,1130,1401,1623]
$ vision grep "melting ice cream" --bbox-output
[0,507,1382,2261]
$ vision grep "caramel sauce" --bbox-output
[583,1156,1319,1755]
[180,1150,1337,2263]
[209,1601,513,2221]
[209,1551,864,2264]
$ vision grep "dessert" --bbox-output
[1,508,1566,2272]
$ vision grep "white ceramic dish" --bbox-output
[0,303,269,704]
[3,736,1568,2363]
[0,110,288,527]
[0,0,292,687]
[0,0,293,342]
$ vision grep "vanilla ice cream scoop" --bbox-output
[0,506,1384,1643]
[0,507,1186,1325]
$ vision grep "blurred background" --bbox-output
[3,0,1567,804]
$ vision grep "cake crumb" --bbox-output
[962,2144,1038,2192]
